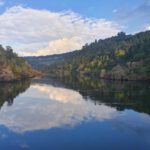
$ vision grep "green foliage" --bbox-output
[115,50,126,57]
[0,45,35,80]
[40,30,150,80]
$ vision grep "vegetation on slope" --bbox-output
[47,31,150,81]
[0,45,39,82]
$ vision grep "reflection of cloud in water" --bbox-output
[0,84,118,133]
[32,84,83,104]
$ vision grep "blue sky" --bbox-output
[0,0,149,56]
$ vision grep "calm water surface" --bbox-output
[0,77,150,150]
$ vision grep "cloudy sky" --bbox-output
[0,0,149,56]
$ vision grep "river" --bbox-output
[0,77,150,150]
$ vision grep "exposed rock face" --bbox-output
[0,66,15,82]
[0,65,40,82]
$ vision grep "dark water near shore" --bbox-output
[0,77,150,150]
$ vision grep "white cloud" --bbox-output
[146,25,150,30]
[0,6,121,56]
[22,37,84,56]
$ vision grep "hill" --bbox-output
[25,30,150,81]
[0,45,39,82]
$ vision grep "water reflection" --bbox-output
[0,81,30,108]
[0,83,118,133]
[55,77,150,115]
[32,84,83,104]
[0,78,150,134]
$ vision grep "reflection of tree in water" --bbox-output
[51,77,150,115]
[0,80,31,109]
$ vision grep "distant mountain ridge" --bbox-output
[24,51,78,70]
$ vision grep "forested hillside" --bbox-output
[0,45,38,82]
[47,31,150,81]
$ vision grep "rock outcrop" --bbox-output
[0,67,15,82]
